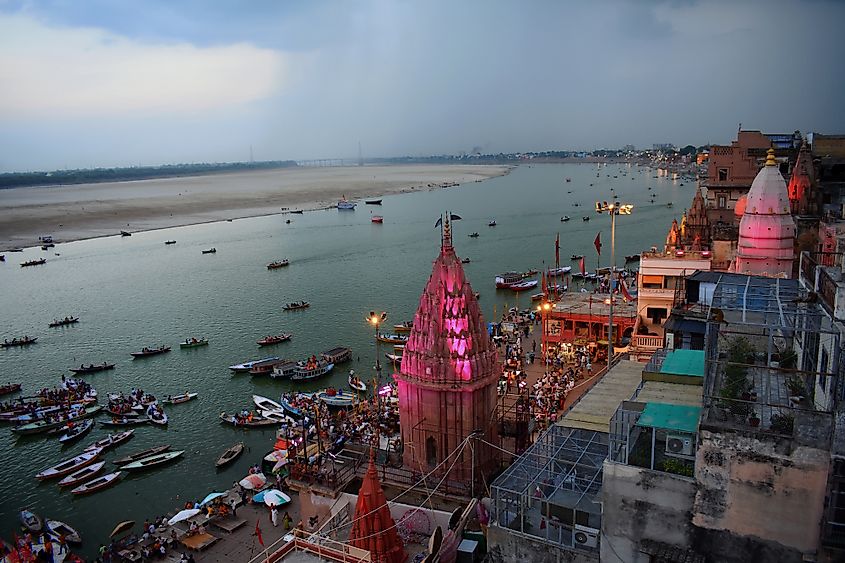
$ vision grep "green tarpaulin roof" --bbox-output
[659,349,705,378]
[636,402,702,433]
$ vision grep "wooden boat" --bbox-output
[179,338,208,349]
[36,449,101,480]
[216,442,245,468]
[260,410,295,424]
[105,406,142,417]
[548,266,572,276]
[253,394,284,412]
[49,317,79,327]
[58,419,95,443]
[468,232,479,238]
[531,292,545,302]
[219,412,279,428]
[113,445,171,466]
[130,345,171,357]
[385,353,403,363]
[509,279,539,291]
[0,383,21,396]
[69,362,115,374]
[101,416,150,427]
[561,216,570,222]
[44,520,82,544]
[375,333,408,345]
[625,254,641,263]
[348,372,367,393]
[488,220,497,227]
[282,301,310,311]
[250,358,288,376]
[371,215,383,223]
[71,471,122,495]
[337,197,356,210]
[84,429,135,452]
[290,360,334,381]
[257,334,292,346]
[122,450,184,471]
[321,346,352,364]
[13,405,102,434]
[148,409,168,426]
[20,510,43,533]
[317,389,358,408]
[21,258,47,267]
[365,199,382,205]
[582,216,590,221]
[202,248,217,254]
[289,209,304,214]
[120,230,131,237]
[267,260,290,269]
[571,254,584,260]
[229,356,279,372]
[2,336,38,348]
[162,392,197,405]
[164,240,176,245]
[461,258,471,264]
[58,461,105,487]
[279,396,309,419]
[393,321,413,334]
[271,360,298,379]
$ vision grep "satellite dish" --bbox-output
[428,525,443,556]
[448,506,462,530]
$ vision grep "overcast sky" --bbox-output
[1,0,843,172]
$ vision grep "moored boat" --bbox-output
[371,215,383,223]
[44,520,82,544]
[58,461,106,488]
[468,232,479,238]
[0,383,21,396]
[561,216,570,222]
[364,199,382,205]
[270,359,298,379]
[84,429,135,452]
[509,279,539,291]
[393,321,413,333]
[58,419,95,443]
[216,442,245,468]
[49,317,79,327]
[162,392,198,405]
[548,266,572,276]
[13,405,102,435]
[2,336,38,348]
[229,356,279,372]
[462,258,471,264]
[267,260,290,269]
[20,510,43,533]
[317,388,358,408]
[260,410,295,424]
[121,450,184,471]
[36,449,101,480]
[69,362,114,375]
[337,196,356,210]
[488,220,497,226]
[282,301,310,311]
[321,346,352,364]
[257,333,293,346]
[385,352,403,363]
[289,360,334,381]
[100,416,150,427]
[71,471,122,495]
[113,445,171,466]
[375,333,408,345]
[164,240,176,245]
[348,372,367,393]
[571,254,584,260]
[250,358,289,376]
[179,338,208,349]
[219,412,279,428]
[253,394,284,412]
[130,345,171,357]
[120,230,131,237]
[147,406,168,426]
[201,248,217,254]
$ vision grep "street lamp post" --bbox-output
[367,311,388,380]
[536,301,551,361]
[595,201,633,370]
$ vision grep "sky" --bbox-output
[0,0,844,172]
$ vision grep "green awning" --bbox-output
[636,402,701,433]
[659,349,705,378]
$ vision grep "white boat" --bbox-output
[36,449,101,480]
[348,371,367,393]
[45,519,82,544]
[162,392,198,405]
[290,360,334,381]
[253,394,284,412]
[58,461,106,488]
[259,410,296,425]
[317,389,358,408]
[71,471,122,495]
[548,266,572,276]
[385,353,403,363]
[337,197,356,210]
[509,279,538,291]
[84,429,135,452]
[229,356,279,372]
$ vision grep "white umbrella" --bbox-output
[167,509,200,526]
[200,492,227,506]
[262,489,291,507]
[272,458,289,472]
[238,473,267,490]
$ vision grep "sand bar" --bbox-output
[0,164,510,249]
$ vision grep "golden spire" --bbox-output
[765,148,777,167]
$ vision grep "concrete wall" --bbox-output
[487,524,598,563]
[600,461,698,563]
[693,429,830,558]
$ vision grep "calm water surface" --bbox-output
[0,163,687,554]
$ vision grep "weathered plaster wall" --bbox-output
[600,461,697,563]
[487,524,598,563]
[693,429,829,556]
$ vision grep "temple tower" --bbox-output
[349,455,406,563]
[787,141,816,216]
[685,187,710,248]
[735,149,796,277]
[395,214,499,488]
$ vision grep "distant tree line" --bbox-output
[0,160,299,189]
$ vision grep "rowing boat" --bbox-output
[216,442,244,468]
[45,519,83,544]
[84,429,135,452]
[71,471,122,495]
[253,395,283,412]
[36,449,101,480]
[113,445,172,466]
[58,461,106,488]
[121,450,184,471]
[162,392,198,405]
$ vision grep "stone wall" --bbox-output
[693,429,830,559]
[487,524,598,563]
[600,461,698,563]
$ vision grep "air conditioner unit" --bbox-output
[573,524,599,549]
[666,434,694,456]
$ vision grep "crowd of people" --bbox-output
[0,531,82,563]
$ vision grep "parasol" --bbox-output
[238,472,267,490]
[167,509,200,526]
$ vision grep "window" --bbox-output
[426,436,437,467]
[641,275,664,289]
[718,195,726,209]
[646,307,667,324]
[718,168,728,182]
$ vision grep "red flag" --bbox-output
[594,232,602,256]
[255,519,264,546]
[620,275,633,302]
[579,257,586,276]
[555,233,560,266]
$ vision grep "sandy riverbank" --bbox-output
[0,164,511,249]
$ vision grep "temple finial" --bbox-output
[765,148,777,167]
[442,211,452,249]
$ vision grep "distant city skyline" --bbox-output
[1,0,843,172]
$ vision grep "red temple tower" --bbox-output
[349,455,406,563]
[395,214,499,489]
[787,141,816,216]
